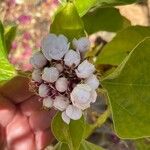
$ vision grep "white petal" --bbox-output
[41,34,69,60]
[32,69,42,83]
[38,84,49,97]
[30,51,47,69]
[64,50,80,67]
[66,105,82,120]
[42,67,59,83]
[72,37,90,53]
[76,60,95,78]
[91,90,97,103]
[53,96,69,111]
[55,77,68,92]
[61,111,70,124]
[43,97,53,108]
[85,74,99,90]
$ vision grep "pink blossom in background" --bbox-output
[23,32,32,41]
[11,41,18,50]
[18,15,31,24]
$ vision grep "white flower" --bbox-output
[41,34,69,60]
[61,111,70,124]
[70,84,97,110]
[64,50,80,67]
[42,67,59,83]
[43,97,53,108]
[53,96,69,111]
[30,51,47,69]
[75,60,95,78]
[55,63,63,72]
[32,69,42,83]
[85,74,99,90]
[72,37,90,53]
[38,84,49,97]
[66,105,82,120]
[55,77,68,92]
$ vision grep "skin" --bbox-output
[0,76,56,150]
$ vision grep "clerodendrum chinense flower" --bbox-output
[30,34,100,124]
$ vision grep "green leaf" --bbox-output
[52,112,85,150]
[82,7,130,34]
[96,26,150,66]
[101,38,150,138]
[79,140,104,150]
[4,25,17,53]
[0,21,6,58]
[75,0,140,16]
[55,141,104,150]
[134,139,150,150]
[55,142,70,150]
[0,58,17,85]
[50,2,85,41]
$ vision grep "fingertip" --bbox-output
[0,95,16,127]
[29,109,56,131]
[20,95,42,116]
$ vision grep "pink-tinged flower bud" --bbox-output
[85,74,99,90]
[61,111,70,124]
[30,51,47,69]
[72,37,90,53]
[38,84,49,97]
[55,77,68,92]
[66,105,82,120]
[75,60,95,78]
[32,69,42,83]
[70,84,97,110]
[55,63,63,72]
[41,34,69,60]
[43,97,53,108]
[64,50,80,67]
[53,96,69,111]
[42,67,59,83]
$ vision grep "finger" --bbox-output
[0,76,34,104]
[20,95,42,116]
[6,111,35,150]
[29,109,56,131]
[0,95,16,127]
[35,129,54,150]
[0,124,6,149]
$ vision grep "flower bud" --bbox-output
[85,74,99,90]
[38,84,49,97]
[32,69,42,83]
[66,105,82,120]
[41,34,69,60]
[30,51,47,69]
[53,96,69,111]
[42,67,59,83]
[75,60,95,78]
[43,97,53,108]
[61,111,70,124]
[55,63,63,72]
[70,84,97,110]
[64,50,80,67]
[55,77,68,92]
[72,37,90,53]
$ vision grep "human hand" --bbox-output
[0,76,55,150]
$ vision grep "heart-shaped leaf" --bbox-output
[102,38,150,138]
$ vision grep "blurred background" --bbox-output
[0,0,150,149]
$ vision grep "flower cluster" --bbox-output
[30,34,99,124]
